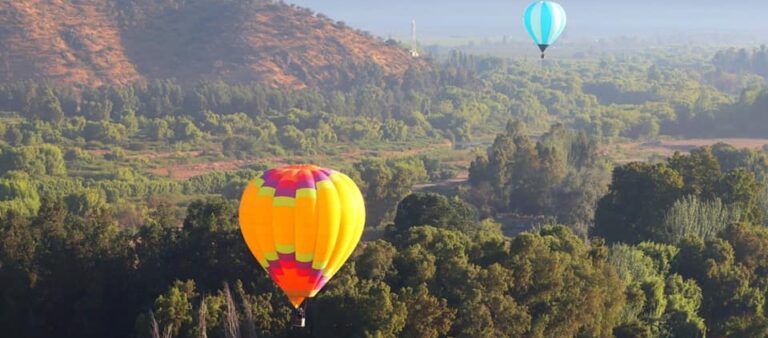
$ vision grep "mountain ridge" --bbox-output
[0,0,428,88]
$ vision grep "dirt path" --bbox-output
[414,171,469,190]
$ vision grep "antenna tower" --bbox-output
[410,19,419,57]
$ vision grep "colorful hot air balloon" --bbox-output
[238,165,365,309]
[523,0,567,59]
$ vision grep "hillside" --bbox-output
[0,0,428,88]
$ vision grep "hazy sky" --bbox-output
[287,0,768,42]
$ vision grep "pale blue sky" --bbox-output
[287,1,768,41]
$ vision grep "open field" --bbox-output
[605,138,768,163]
[146,141,455,180]
[141,137,768,181]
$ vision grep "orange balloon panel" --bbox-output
[238,165,365,308]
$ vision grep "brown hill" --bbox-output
[0,0,428,88]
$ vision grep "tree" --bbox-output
[278,125,311,152]
[594,162,684,244]
[717,168,762,224]
[398,285,456,338]
[313,267,407,338]
[354,158,427,227]
[28,87,64,124]
[468,121,607,226]
[83,121,128,144]
[0,172,41,217]
[356,240,397,281]
[174,118,204,144]
[0,144,66,176]
[393,192,476,234]
[506,226,625,337]
[667,148,721,198]
[64,189,108,217]
[149,119,175,142]
[183,197,237,233]
[608,243,705,336]
[674,232,768,337]
[659,195,737,244]
[152,280,197,337]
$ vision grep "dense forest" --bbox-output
[2,42,768,338]
[4,139,768,337]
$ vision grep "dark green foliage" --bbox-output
[712,46,768,89]
[469,121,609,230]
[594,162,684,244]
[398,285,456,338]
[0,190,630,338]
[1,166,768,338]
[183,197,237,232]
[0,172,41,217]
[313,266,408,338]
[0,144,66,176]
[594,147,767,244]
[353,157,428,227]
[0,63,488,150]
[673,224,768,337]
[608,243,706,336]
[393,192,476,233]
[716,168,763,223]
[505,226,625,337]
[668,147,721,198]
[64,188,107,217]
[660,196,736,244]
[614,321,652,338]
[4,42,768,338]
[356,240,397,281]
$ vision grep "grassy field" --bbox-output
[133,135,768,183]
[604,138,768,163]
[141,139,457,180]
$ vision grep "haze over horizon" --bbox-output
[288,0,768,45]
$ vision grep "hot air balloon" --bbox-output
[524,0,567,59]
[238,165,365,326]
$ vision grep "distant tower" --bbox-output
[410,19,420,58]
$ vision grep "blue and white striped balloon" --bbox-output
[523,0,567,57]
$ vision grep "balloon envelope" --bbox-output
[239,165,365,308]
[523,0,567,52]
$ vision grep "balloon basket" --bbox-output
[292,317,306,328]
[292,302,308,328]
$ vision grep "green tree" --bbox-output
[356,240,397,281]
[149,119,175,142]
[717,168,762,224]
[174,118,204,144]
[0,172,41,217]
[398,285,456,338]
[0,144,66,176]
[29,87,64,124]
[183,197,237,233]
[594,162,684,244]
[660,195,737,244]
[674,232,768,337]
[83,121,128,144]
[354,157,427,227]
[393,192,476,234]
[506,226,625,337]
[64,189,108,217]
[667,148,722,198]
[152,280,197,337]
[314,266,407,338]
